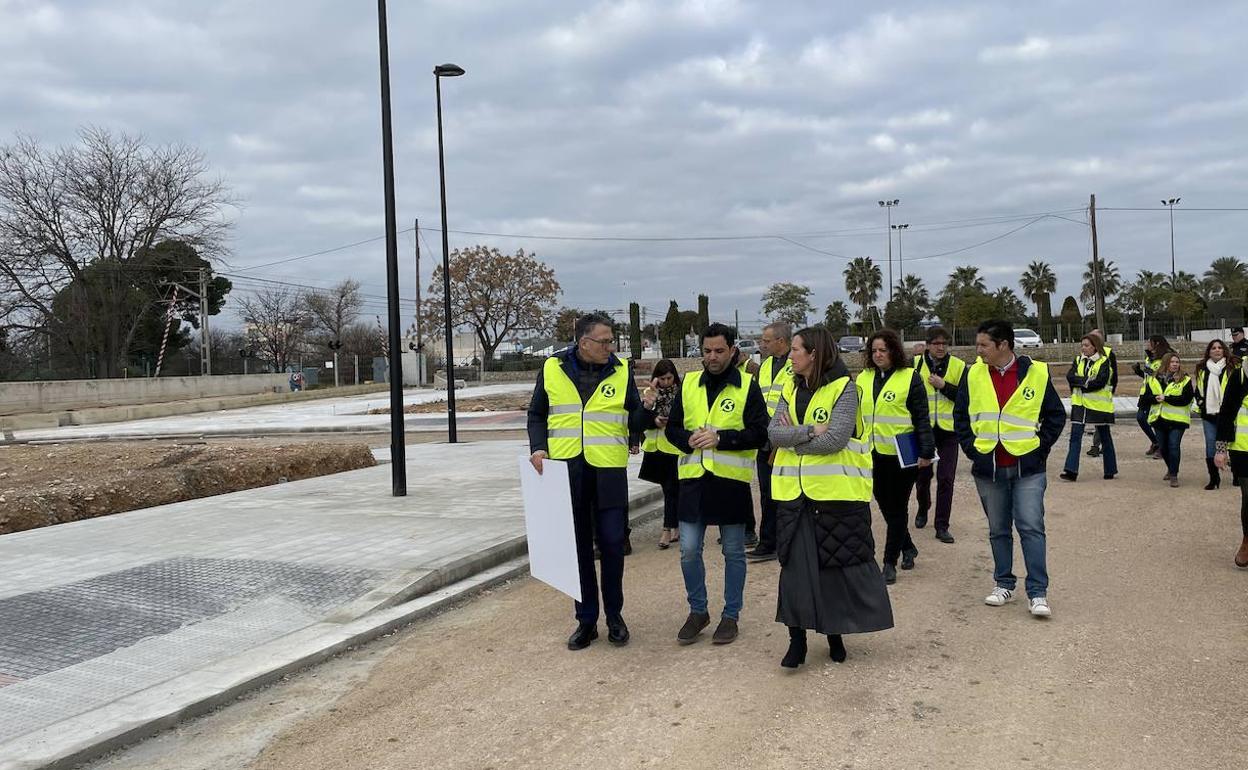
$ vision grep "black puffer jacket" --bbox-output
[777,499,875,568]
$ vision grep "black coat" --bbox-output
[777,499,874,568]
[1216,369,1248,477]
[1066,355,1114,425]
[1149,376,1194,430]
[664,365,769,526]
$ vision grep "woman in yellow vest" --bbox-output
[768,326,893,668]
[1060,332,1118,482]
[1147,352,1194,488]
[639,359,682,548]
[856,329,935,585]
[1194,339,1235,490]
[1133,335,1172,457]
[1212,368,1248,568]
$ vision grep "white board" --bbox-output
[517,457,582,602]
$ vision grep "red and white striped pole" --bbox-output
[154,286,179,376]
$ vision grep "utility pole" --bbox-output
[1162,197,1180,280]
[198,269,212,375]
[879,199,900,303]
[1089,194,1106,335]
[414,218,422,356]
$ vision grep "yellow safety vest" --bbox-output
[1147,376,1192,426]
[966,360,1049,457]
[758,354,795,417]
[1072,356,1114,416]
[1138,357,1162,396]
[913,354,966,432]
[1231,370,1248,451]
[542,356,630,468]
[856,368,916,455]
[1194,365,1231,416]
[676,370,756,483]
[771,376,873,502]
[642,408,681,456]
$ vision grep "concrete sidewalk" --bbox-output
[10,383,533,442]
[0,440,661,770]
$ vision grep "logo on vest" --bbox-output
[601,384,617,398]
[883,390,897,403]
[812,407,829,423]
[719,398,736,413]
[1022,386,1036,400]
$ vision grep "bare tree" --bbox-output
[0,128,234,377]
[421,246,561,367]
[305,279,362,343]
[235,287,311,371]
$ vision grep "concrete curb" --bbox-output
[0,489,665,770]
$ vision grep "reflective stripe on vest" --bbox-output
[1146,376,1192,426]
[914,354,966,432]
[966,360,1049,457]
[771,376,873,502]
[1232,371,1248,451]
[1195,366,1231,417]
[676,370,755,483]
[542,356,630,468]
[1073,356,1114,414]
[1138,357,1162,396]
[856,367,915,455]
[758,355,795,418]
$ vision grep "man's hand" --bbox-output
[530,450,548,475]
[928,374,945,389]
[689,427,719,450]
[917,457,933,468]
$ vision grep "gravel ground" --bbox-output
[85,428,1248,770]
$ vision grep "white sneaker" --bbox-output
[984,586,1016,606]
[1029,597,1052,617]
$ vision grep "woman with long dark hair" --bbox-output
[768,326,893,668]
[1134,335,1172,457]
[640,359,682,547]
[855,329,935,585]
[1060,332,1117,481]
[1147,352,1193,487]
[1194,340,1236,490]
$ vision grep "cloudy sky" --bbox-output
[3,0,1247,332]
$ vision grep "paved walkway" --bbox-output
[11,383,533,442]
[0,440,660,769]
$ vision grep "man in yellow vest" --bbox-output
[746,321,794,562]
[665,323,769,645]
[913,325,965,543]
[527,313,646,650]
[953,320,1066,618]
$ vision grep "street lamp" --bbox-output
[376,0,406,496]
[1162,197,1180,280]
[891,223,909,286]
[435,62,465,443]
[878,199,900,302]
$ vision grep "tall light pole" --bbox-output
[1162,197,1180,280]
[878,199,900,302]
[376,0,405,496]
[435,63,465,443]
[891,223,909,286]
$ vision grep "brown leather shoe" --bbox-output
[1235,537,1248,570]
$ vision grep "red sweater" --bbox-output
[989,357,1020,467]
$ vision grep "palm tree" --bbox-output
[893,274,931,310]
[1203,257,1248,299]
[945,265,987,297]
[843,257,882,330]
[1080,259,1122,306]
[1018,260,1057,317]
[1167,270,1203,296]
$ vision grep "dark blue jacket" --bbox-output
[952,355,1067,479]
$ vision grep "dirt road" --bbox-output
[88,428,1248,770]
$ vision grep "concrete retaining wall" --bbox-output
[0,374,289,416]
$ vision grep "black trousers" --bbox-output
[661,477,679,529]
[873,452,918,565]
[915,430,960,531]
[571,472,627,624]
[757,450,777,548]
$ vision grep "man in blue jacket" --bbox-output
[953,320,1066,618]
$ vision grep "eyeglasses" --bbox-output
[583,336,614,346]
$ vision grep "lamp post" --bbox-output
[435,62,465,443]
[878,199,900,302]
[376,0,405,495]
[1162,197,1180,280]
[891,223,909,285]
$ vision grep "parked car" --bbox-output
[737,339,758,354]
[838,335,865,353]
[1015,328,1043,348]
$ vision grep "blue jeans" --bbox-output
[1155,424,1185,477]
[1202,419,1218,459]
[973,467,1049,599]
[1064,424,1118,477]
[679,521,746,620]
[1137,407,1157,446]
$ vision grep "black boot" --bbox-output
[781,626,807,668]
[828,634,847,663]
[1205,458,1221,490]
